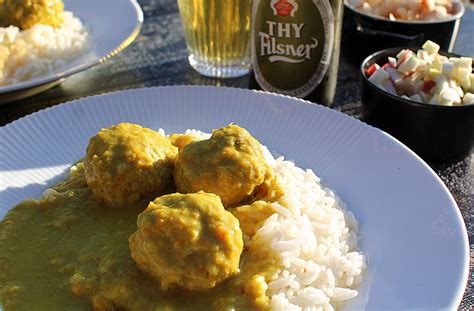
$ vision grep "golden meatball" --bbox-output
[3,0,64,29]
[174,125,268,206]
[129,192,243,291]
[84,123,178,207]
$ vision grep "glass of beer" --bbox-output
[177,0,252,78]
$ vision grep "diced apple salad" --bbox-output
[366,40,474,106]
[347,0,456,21]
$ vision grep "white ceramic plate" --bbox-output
[0,0,143,103]
[0,86,469,310]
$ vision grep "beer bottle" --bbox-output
[250,0,343,106]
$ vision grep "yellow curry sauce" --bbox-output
[0,163,279,311]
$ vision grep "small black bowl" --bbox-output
[343,1,465,64]
[360,47,474,162]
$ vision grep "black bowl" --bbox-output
[360,47,474,162]
[343,1,465,64]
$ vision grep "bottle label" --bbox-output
[251,0,334,98]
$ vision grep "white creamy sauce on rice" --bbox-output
[0,11,88,86]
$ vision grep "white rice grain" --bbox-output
[251,154,366,310]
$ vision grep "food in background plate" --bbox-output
[347,0,458,21]
[0,0,4,26]
[3,0,64,29]
[0,0,88,86]
[366,40,474,106]
[0,123,366,311]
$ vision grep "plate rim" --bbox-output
[0,85,469,309]
[0,0,144,95]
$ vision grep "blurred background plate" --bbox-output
[0,86,469,310]
[0,0,143,103]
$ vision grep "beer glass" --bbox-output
[177,0,252,78]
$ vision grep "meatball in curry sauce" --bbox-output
[1,123,283,311]
[129,192,244,291]
[84,123,178,207]
[174,125,269,206]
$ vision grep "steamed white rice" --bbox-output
[260,148,366,311]
[0,11,88,86]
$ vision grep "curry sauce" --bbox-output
[0,163,278,310]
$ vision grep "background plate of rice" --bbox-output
[0,86,469,310]
[0,0,143,101]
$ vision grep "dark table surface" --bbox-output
[0,0,473,309]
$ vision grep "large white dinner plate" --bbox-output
[0,0,143,103]
[0,86,469,310]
